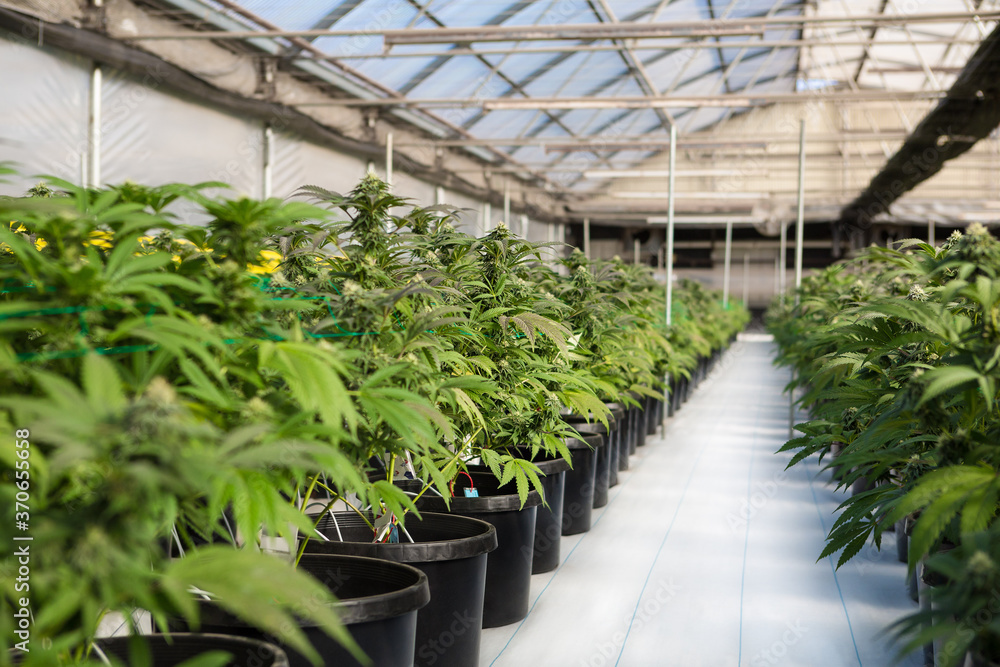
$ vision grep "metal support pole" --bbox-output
[385,132,393,186]
[583,217,591,258]
[503,180,510,224]
[723,220,733,308]
[435,186,445,205]
[789,370,795,439]
[634,237,640,265]
[774,256,780,296]
[928,220,936,246]
[794,119,806,305]
[666,123,677,327]
[743,253,750,307]
[483,201,492,233]
[88,64,102,188]
[520,214,529,239]
[262,125,273,198]
[779,222,787,303]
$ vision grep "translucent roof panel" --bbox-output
[178,0,1000,194]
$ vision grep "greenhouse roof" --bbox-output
[136,0,1000,222]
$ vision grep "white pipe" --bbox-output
[665,123,676,327]
[634,237,640,265]
[583,217,591,259]
[435,186,445,205]
[483,201,491,233]
[262,125,273,198]
[88,65,102,188]
[928,219,936,246]
[385,132,393,186]
[794,119,806,304]
[503,180,510,224]
[520,214,529,239]
[723,220,733,308]
[779,221,787,304]
[743,253,750,306]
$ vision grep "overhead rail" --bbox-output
[130,11,1000,42]
[293,90,946,109]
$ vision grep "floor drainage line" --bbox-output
[737,399,764,666]
[613,362,743,667]
[806,463,864,667]
[487,433,658,667]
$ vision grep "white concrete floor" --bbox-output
[480,335,922,667]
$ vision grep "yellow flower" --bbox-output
[247,249,282,275]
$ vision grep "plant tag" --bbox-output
[463,488,479,498]
[374,512,398,543]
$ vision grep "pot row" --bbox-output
[107,354,721,667]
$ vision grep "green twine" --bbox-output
[16,343,159,362]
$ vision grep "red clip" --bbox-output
[449,471,475,497]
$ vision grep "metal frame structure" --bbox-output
[128,0,1000,224]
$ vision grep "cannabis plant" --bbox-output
[769,224,1000,664]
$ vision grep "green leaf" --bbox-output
[919,366,983,405]
[81,353,126,415]
[167,547,365,666]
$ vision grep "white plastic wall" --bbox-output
[0,36,468,222]
[0,36,89,194]
[272,130,368,199]
[100,68,262,196]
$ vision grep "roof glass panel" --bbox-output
[521,53,632,97]
[403,57,505,98]
[465,109,545,137]
[725,47,797,90]
[224,0,332,31]
[653,0,712,22]
[176,0,1000,194]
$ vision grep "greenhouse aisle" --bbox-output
[480,335,921,667]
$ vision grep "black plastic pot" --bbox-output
[563,411,617,508]
[630,392,648,450]
[671,376,685,413]
[42,634,291,667]
[511,447,571,574]
[561,433,601,535]
[896,517,909,564]
[187,554,430,667]
[305,512,497,667]
[417,472,540,629]
[605,403,629,475]
[666,377,676,417]
[644,395,659,437]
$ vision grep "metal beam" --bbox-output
[795,119,806,301]
[665,124,676,326]
[391,131,911,147]
[390,0,582,157]
[589,0,675,131]
[723,218,733,308]
[545,140,768,151]
[293,89,946,109]
[151,0,565,192]
[286,37,982,59]
[129,12,1000,42]
[381,11,1000,45]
